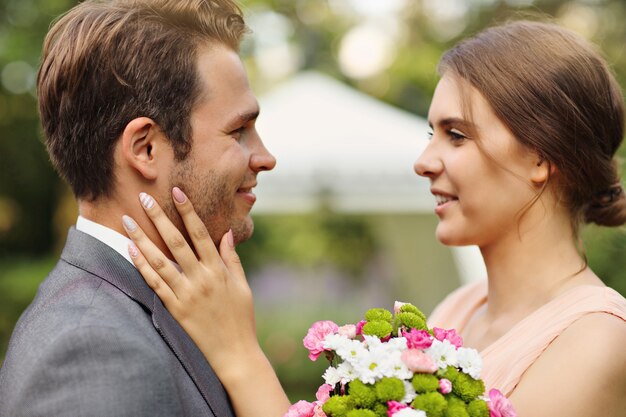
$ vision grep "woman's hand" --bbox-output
[122,187,290,417]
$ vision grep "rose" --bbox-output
[438,378,452,394]
[387,400,409,417]
[433,327,463,348]
[303,321,339,361]
[315,384,333,403]
[355,320,367,336]
[401,349,438,373]
[285,400,315,417]
[404,329,433,349]
[488,389,517,417]
[338,324,357,339]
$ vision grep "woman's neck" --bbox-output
[479,213,602,322]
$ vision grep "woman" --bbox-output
[123,21,626,416]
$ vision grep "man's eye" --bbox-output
[231,126,246,138]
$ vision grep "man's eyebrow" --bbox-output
[225,109,260,131]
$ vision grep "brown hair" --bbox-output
[438,20,626,228]
[38,0,248,200]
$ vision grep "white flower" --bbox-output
[426,339,458,369]
[394,408,427,417]
[401,380,417,404]
[322,366,341,386]
[323,334,351,351]
[355,349,387,384]
[336,361,358,384]
[335,339,368,365]
[457,347,482,379]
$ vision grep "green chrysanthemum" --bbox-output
[374,377,405,402]
[365,308,393,323]
[372,403,388,417]
[395,312,427,331]
[323,395,355,417]
[411,392,448,417]
[467,399,489,417]
[444,404,470,417]
[399,304,427,322]
[438,366,460,383]
[346,410,377,417]
[362,321,393,338]
[349,380,377,408]
[411,374,440,394]
[452,372,485,402]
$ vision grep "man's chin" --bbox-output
[231,217,254,245]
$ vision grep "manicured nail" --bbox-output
[172,187,187,204]
[122,215,137,231]
[139,192,155,209]
[227,229,234,248]
[128,242,139,258]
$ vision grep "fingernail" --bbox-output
[227,229,234,248]
[122,215,137,231]
[172,187,187,204]
[128,242,139,258]
[139,192,155,209]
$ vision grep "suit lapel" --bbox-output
[61,228,234,417]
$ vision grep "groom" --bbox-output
[0,0,275,416]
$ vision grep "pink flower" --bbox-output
[433,327,463,348]
[355,320,367,336]
[404,329,433,349]
[312,403,327,417]
[338,324,357,339]
[438,378,452,394]
[400,349,438,373]
[387,401,409,417]
[394,301,408,314]
[284,400,316,417]
[303,321,339,361]
[315,384,333,403]
[488,389,517,417]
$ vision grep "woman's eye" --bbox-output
[426,130,434,140]
[448,129,467,142]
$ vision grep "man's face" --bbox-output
[164,45,276,245]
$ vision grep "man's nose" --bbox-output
[250,137,277,172]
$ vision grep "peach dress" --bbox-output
[428,281,626,396]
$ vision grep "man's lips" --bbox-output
[237,185,257,205]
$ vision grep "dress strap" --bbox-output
[480,285,626,396]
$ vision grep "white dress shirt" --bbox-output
[76,216,134,266]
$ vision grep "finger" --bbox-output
[128,242,178,306]
[217,229,247,285]
[171,187,220,264]
[122,214,184,294]
[138,192,200,274]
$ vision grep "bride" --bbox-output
[123,20,626,417]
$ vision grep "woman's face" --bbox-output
[414,74,545,248]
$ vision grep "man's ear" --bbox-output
[120,117,166,181]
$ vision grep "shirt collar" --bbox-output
[76,215,134,266]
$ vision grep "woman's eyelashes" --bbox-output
[426,128,468,143]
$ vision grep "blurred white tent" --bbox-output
[253,72,486,286]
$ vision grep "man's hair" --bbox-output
[38,0,248,200]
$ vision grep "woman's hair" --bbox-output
[38,0,248,201]
[438,20,626,228]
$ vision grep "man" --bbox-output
[0,0,275,415]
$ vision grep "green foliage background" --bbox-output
[1,0,625,401]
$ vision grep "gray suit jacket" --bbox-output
[0,228,235,417]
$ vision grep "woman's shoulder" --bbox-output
[510,309,626,416]
[427,279,488,330]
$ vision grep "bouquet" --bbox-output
[285,302,516,417]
